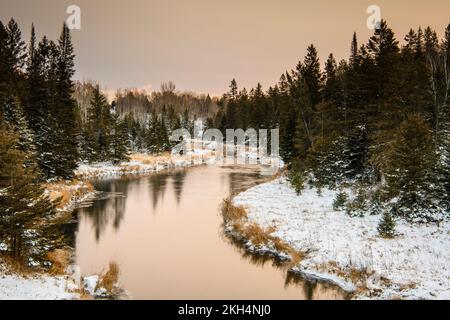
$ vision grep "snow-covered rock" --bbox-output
[83,275,99,295]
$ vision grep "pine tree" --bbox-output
[111,113,130,164]
[145,111,160,154]
[384,114,444,222]
[53,23,79,178]
[349,32,359,67]
[5,18,26,75]
[377,211,396,238]
[0,19,35,162]
[323,53,339,103]
[301,44,322,107]
[333,191,349,211]
[0,115,54,263]
[85,85,113,162]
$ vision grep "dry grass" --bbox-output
[98,262,120,292]
[47,249,71,275]
[45,180,94,209]
[221,199,248,222]
[223,197,304,265]
[241,223,275,246]
[130,152,171,165]
[1,255,32,276]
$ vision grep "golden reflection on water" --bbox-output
[74,165,346,300]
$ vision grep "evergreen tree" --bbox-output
[85,85,113,162]
[53,23,79,178]
[349,32,359,67]
[384,114,444,222]
[301,44,322,107]
[323,53,339,103]
[0,115,54,263]
[111,112,130,164]
[377,211,396,238]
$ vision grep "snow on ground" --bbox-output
[74,152,217,179]
[232,178,450,300]
[0,262,79,300]
[0,275,78,300]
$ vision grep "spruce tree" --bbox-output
[384,114,443,222]
[85,85,113,162]
[377,211,396,238]
[349,32,359,67]
[301,44,322,107]
[53,23,79,178]
[0,115,54,263]
[111,113,130,164]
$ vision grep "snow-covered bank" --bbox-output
[231,178,450,300]
[0,261,80,300]
[44,180,97,214]
[74,152,217,179]
[0,273,79,300]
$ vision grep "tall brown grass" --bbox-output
[222,197,303,264]
[221,199,247,222]
[45,180,94,209]
[98,262,120,293]
[47,249,71,275]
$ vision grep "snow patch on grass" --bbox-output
[0,260,79,300]
[232,178,450,300]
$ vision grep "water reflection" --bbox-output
[74,165,346,300]
[148,172,170,209]
[172,170,187,204]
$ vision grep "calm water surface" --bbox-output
[74,165,345,299]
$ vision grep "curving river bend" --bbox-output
[73,165,345,299]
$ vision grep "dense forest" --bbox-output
[0,17,449,264]
[211,20,450,227]
[0,19,201,263]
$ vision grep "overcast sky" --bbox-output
[1,0,449,96]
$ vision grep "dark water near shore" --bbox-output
[74,165,345,299]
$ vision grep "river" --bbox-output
[74,164,345,299]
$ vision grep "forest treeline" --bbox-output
[210,20,450,226]
[0,19,200,262]
[1,17,450,262]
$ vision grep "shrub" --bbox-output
[333,191,348,211]
[287,170,305,195]
[377,211,397,238]
[346,189,368,217]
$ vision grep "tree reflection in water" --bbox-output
[76,179,129,241]
[74,165,347,299]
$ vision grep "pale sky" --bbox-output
[1,0,449,96]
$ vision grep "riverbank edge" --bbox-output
[224,177,450,300]
[0,152,218,300]
[221,197,356,299]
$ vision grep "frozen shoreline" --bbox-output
[231,177,450,300]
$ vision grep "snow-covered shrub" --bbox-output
[346,189,369,217]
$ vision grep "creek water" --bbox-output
[74,165,345,299]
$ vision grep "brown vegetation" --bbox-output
[47,249,71,275]
[98,262,120,293]
[221,197,302,265]
[44,180,94,209]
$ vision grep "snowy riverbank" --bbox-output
[74,151,217,179]
[231,177,450,300]
[0,258,81,300]
[0,151,222,300]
